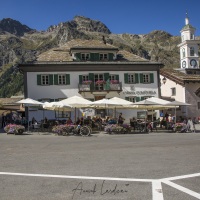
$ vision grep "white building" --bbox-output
[18,39,163,122]
[160,14,200,118]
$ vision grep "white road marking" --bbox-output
[152,181,164,200]
[0,172,153,182]
[162,172,200,181]
[1,171,200,199]
[163,180,200,199]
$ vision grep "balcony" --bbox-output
[78,82,122,94]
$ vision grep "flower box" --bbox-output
[82,80,92,85]
[104,124,131,134]
[95,80,106,85]
[4,124,25,135]
[110,80,119,84]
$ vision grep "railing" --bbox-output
[78,82,122,93]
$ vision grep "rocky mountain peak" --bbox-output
[0,18,33,36]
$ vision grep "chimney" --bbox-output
[102,36,106,44]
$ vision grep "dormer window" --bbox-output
[81,53,90,61]
[100,53,108,60]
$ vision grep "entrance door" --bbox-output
[95,96,106,117]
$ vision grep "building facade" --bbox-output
[160,15,200,118]
[19,39,163,122]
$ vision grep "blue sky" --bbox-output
[0,0,199,36]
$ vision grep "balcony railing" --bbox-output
[78,82,122,93]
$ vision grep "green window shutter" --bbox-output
[49,75,53,85]
[140,73,144,83]
[150,73,154,83]
[66,74,70,85]
[89,73,94,90]
[79,75,83,84]
[125,97,129,101]
[136,97,141,102]
[116,75,119,81]
[94,53,99,61]
[108,53,113,61]
[75,53,81,61]
[90,53,95,61]
[104,73,110,81]
[135,73,139,83]
[141,96,145,100]
[124,73,128,84]
[54,74,58,85]
[37,75,41,85]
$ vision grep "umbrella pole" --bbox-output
[28,106,30,132]
[175,106,176,123]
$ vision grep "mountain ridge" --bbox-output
[0,15,198,98]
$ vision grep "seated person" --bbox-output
[75,117,81,125]
[32,117,38,125]
[66,117,73,125]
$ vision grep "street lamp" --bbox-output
[162,77,167,84]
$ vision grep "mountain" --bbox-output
[0,15,197,97]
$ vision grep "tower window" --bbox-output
[190,47,195,56]
[190,34,194,40]
[171,87,176,96]
[182,48,185,58]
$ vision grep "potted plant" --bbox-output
[95,80,106,85]
[82,80,92,85]
[110,80,119,84]
[4,124,25,135]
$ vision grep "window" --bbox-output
[41,75,49,85]
[198,102,200,109]
[171,87,176,96]
[58,74,66,85]
[182,48,185,58]
[190,34,194,40]
[190,47,195,56]
[109,75,117,80]
[128,74,135,83]
[143,73,150,83]
[81,53,90,61]
[82,75,89,81]
[100,53,108,60]
[129,97,136,103]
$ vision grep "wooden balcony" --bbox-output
[78,82,122,93]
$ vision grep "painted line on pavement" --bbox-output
[152,181,164,200]
[162,172,200,181]
[162,180,200,199]
[0,172,153,182]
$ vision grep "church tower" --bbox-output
[178,13,200,69]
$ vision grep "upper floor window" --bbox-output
[182,48,185,58]
[82,75,89,81]
[41,75,49,85]
[142,73,150,83]
[100,53,108,60]
[171,87,176,96]
[81,53,90,61]
[128,74,136,83]
[58,74,66,85]
[190,33,194,40]
[190,47,195,56]
[109,75,117,81]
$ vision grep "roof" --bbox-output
[37,39,148,62]
[160,68,200,86]
[181,24,196,31]
[0,98,23,105]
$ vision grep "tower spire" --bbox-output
[185,11,189,25]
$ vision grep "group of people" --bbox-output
[1,112,24,128]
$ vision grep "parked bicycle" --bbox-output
[64,124,92,136]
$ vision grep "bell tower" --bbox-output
[178,13,200,69]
